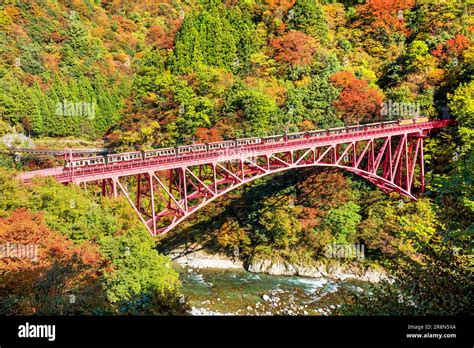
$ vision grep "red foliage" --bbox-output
[146,18,182,50]
[271,30,317,67]
[0,209,106,313]
[330,71,383,124]
[112,15,137,33]
[146,25,173,49]
[50,31,64,43]
[195,128,223,143]
[297,170,350,231]
[356,0,414,38]
[432,34,470,61]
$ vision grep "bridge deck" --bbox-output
[18,120,451,185]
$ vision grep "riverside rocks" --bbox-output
[171,249,388,283]
[171,250,243,269]
[246,258,388,283]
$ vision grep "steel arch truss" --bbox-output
[81,133,426,235]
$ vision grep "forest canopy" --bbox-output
[0,0,472,316]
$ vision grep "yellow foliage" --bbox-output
[294,75,311,88]
[216,219,250,249]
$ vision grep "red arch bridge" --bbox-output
[18,120,452,235]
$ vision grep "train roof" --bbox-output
[69,155,105,161]
[106,151,141,156]
[143,147,175,152]
[207,140,235,145]
[65,119,430,162]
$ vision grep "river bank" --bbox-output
[170,249,385,315]
[170,250,244,269]
[171,249,387,283]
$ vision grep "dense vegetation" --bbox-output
[0,171,186,314]
[0,0,472,315]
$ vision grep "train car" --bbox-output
[176,145,194,155]
[143,147,176,159]
[381,120,398,128]
[236,137,261,146]
[65,156,105,168]
[398,118,415,126]
[307,130,326,138]
[286,132,307,141]
[329,127,346,135]
[159,147,176,156]
[207,140,236,150]
[176,144,207,155]
[107,151,142,164]
[414,117,429,124]
[191,143,207,152]
[346,125,365,132]
[363,122,382,131]
[262,135,285,143]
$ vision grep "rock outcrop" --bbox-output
[246,258,388,283]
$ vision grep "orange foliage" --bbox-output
[298,120,315,131]
[50,31,65,43]
[146,16,182,50]
[4,5,20,20]
[195,128,223,143]
[43,52,61,72]
[22,74,43,87]
[330,71,383,124]
[265,0,296,11]
[271,30,318,67]
[356,0,414,38]
[146,25,174,49]
[0,209,103,272]
[297,170,350,231]
[113,15,137,33]
[0,209,106,312]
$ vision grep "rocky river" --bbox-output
[171,251,382,316]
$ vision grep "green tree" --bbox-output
[287,0,328,42]
[223,82,281,136]
[338,241,472,315]
[359,198,439,259]
[99,226,181,305]
[324,201,361,244]
[258,194,303,249]
[284,74,342,130]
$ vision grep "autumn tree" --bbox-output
[0,209,107,315]
[355,0,414,42]
[339,239,472,315]
[358,197,439,259]
[330,71,383,124]
[258,193,303,250]
[265,0,296,13]
[271,30,318,67]
[432,34,470,64]
[194,127,223,143]
[146,26,174,49]
[296,170,354,250]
